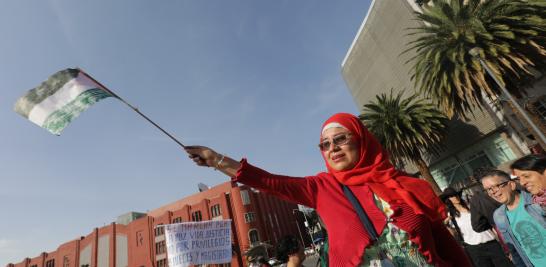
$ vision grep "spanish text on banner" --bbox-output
[164,219,232,267]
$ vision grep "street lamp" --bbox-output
[293,209,315,249]
[469,47,546,147]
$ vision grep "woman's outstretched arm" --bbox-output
[184,145,319,208]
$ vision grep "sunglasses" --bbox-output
[318,133,352,151]
[483,180,511,194]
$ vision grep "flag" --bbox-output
[14,68,115,135]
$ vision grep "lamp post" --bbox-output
[469,47,546,148]
[293,209,315,249]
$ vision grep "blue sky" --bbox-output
[0,0,370,264]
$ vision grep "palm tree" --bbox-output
[406,0,546,118]
[360,90,449,195]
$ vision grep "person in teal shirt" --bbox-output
[480,169,546,267]
[506,195,546,264]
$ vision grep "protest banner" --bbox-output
[164,219,232,267]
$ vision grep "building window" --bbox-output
[155,241,166,254]
[136,231,144,247]
[431,161,468,188]
[173,217,182,223]
[192,211,202,222]
[211,204,222,217]
[430,134,518,189]
[461,151,493,175]
[249,229,260,244]
[533,97,546,121]
[46,260,55,267]
[155,224,164,236]
[240,190,251,205]
[156,259,167,267]
[244,212,256,223]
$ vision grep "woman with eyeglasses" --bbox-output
[185,113,471,267]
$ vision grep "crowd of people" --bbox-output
[184,112,545,267]
[440,186,512,266]
[428,155,546,267]
[477,156,545,267]
[440,154,546,267]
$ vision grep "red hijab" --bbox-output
[321,113,446,222]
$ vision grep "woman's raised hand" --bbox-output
[185,146,221,168]
[184,146,241,177]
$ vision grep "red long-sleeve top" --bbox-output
[234,159,471,267]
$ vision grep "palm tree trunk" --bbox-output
[415,156,442,195]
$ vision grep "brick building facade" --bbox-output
[7,181,303,267]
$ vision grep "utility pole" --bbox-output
[469,48,546,149]
[294,221,305,248]
[293,209,315,249]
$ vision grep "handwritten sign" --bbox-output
[164,220,232,267]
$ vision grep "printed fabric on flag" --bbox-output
[14,68,115,135]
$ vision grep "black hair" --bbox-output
[477,169,511,182]
[257,256,270,266]
[276,235,300,263]
[443,194,470,218]
[510,154,546,173]
[442,193,469,242]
